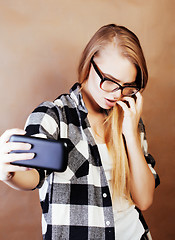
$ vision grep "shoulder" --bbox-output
[31,92,74,115]
[25,91,77,126]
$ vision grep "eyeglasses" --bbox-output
[91,59,140,97]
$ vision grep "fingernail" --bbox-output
[26,168,33,171]
[26,144,32,150]
[27,153,35,158]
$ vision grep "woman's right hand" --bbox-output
[0,129,35,182]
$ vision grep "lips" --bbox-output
[105,98,117,107]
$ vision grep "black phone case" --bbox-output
[9,135,68,172]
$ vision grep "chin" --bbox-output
[99,103,112,110]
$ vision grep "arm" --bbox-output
[117,93,156,210]
[124,131,155,210]
[1,101,60,191]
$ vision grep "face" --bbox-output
[82,43,137,112]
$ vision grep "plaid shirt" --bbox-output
[25,83,160,240]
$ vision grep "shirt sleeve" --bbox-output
[24,101,60,188]
[138,118,160,188]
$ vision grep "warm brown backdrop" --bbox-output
[0,1,174,239]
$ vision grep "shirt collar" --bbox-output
[70,82,88,116]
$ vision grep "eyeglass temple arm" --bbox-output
[90,58,104,81]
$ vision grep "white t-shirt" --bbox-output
[97,144,145,240]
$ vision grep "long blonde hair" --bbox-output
[78,24,148,201]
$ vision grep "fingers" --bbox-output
[122,97,136,111]
[1,164,29,173]
[2,152,35,163]
[117,97,136,115]
[0,142,32,154]
[117,100,129,113]
[135,92,143,113]
[0,128,26,144]
[0,151,34,181]
[117,92,143,114]
[0,129,34,181]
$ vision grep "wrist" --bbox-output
[123,128,139,141]
[123,130,141,150]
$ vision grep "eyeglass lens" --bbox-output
[91,59,139,96]
[101,80,139,96]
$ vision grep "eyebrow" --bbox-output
[103,73,137,86]
[92,59,137,86]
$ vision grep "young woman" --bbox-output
[0,24,159,240]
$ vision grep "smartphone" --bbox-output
[9,135,68,172]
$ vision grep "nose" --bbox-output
[111,89,122,100]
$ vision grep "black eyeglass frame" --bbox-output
[91,58,141,97]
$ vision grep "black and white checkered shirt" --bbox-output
[25,83,160,240]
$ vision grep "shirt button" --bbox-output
[103,193,107,198]
[106,221,110,226]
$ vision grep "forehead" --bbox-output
[94,43,137,84]
[96,42,127,64]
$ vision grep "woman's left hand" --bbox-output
[117,92,143,138]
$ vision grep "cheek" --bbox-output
[88,80,106,106]
[87,70,100,93]
[86,69,107,108]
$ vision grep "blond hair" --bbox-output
[78,24,148,201]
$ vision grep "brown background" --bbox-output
[0,0,174,239]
